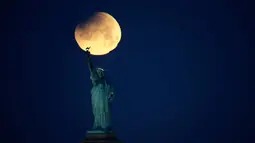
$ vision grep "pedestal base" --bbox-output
[84,131,122,143]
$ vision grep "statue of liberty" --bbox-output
[84,47,114,133]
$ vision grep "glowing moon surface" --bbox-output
[74,12,121,55]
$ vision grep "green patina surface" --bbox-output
[85,48,114,132]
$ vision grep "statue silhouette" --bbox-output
[85,47,114,132]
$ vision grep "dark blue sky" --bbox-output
[6,0,253,143]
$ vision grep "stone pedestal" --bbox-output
[84,131,122,143]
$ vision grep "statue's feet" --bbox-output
[92,125,112,132]
[93,126,104,131]
[92,125,97,130]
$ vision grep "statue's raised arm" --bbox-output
[85,47,100,82]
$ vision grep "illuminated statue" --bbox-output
[74,12,122,142]
[85,47,114,132]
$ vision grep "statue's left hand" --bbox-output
[108,92,114,102]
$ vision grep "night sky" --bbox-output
[6,0,253,143]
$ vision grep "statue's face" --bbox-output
[96,68,104,78]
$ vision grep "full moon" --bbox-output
[74,12,121,55]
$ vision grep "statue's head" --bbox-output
[96,68,105,78]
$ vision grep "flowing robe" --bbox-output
[90,75,114,130]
